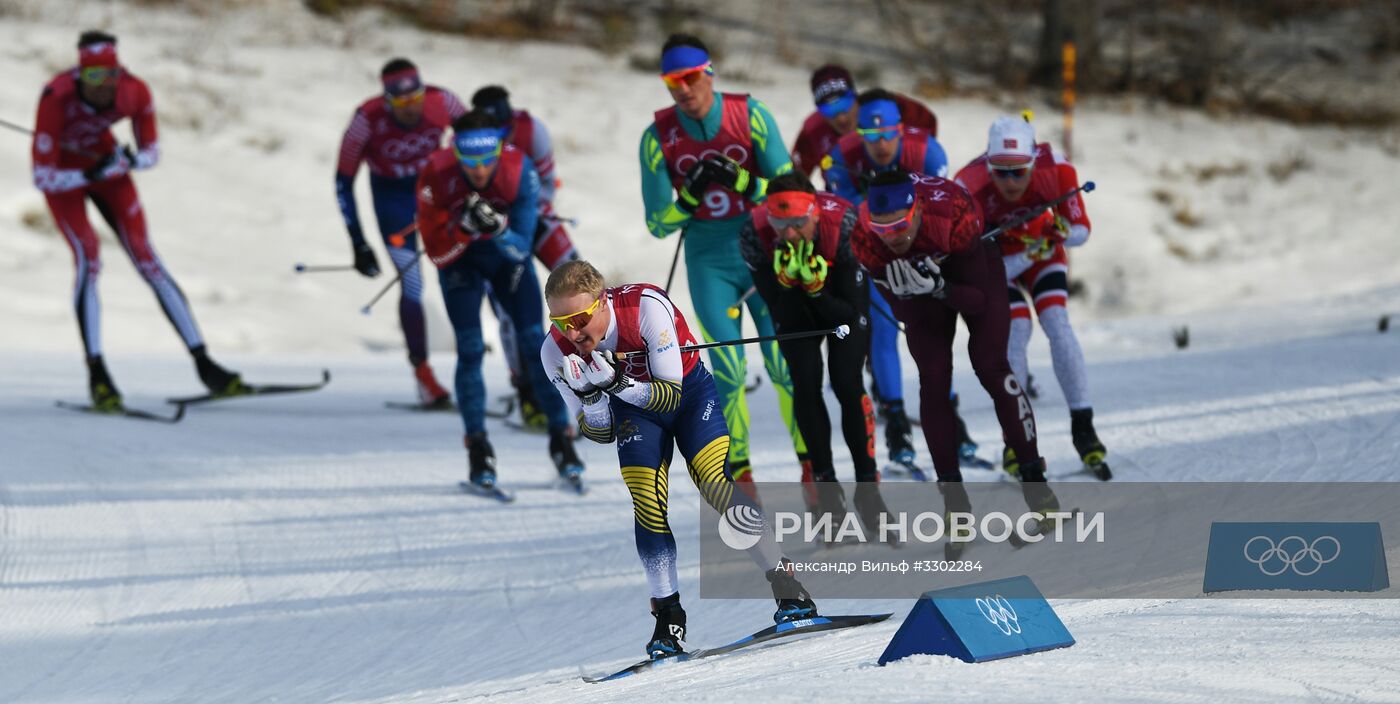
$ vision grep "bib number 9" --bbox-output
[705,191,730,217]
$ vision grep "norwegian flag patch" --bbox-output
[1003,139,1018,149]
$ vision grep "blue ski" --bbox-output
[582,613,892,683]
[458,481,515,503]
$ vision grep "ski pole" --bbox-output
[619,325,850,359]
[2,116,106,159]
[976,181,1096,245]
[663,231,686,294]
[726,286,757,319]
[542,212,579,227]
[0,116,34,136]
[294,263,357,274]
[360,247,424,315]
[869,296,907,333]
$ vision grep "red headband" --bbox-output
[79,41,119,69]
[767,190,816,218]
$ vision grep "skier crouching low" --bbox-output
[540,260,817,659]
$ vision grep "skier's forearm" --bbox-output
[577,400,614,444]
[335,172,365,243]
[612,379,681,414]
[640,127,690,238]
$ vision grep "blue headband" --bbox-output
[453,128,500,157]
[817,90,856,119]
[661,45,710,75]
[858,99,901,130]
[867,179,916,215]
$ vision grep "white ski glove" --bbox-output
[885,257,945,298]
[579,350,632,396]
[562,354,604,407]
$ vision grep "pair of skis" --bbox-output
[56,370,332,423]
[457,468,587,503]
[883,443,997,482]
[583,613,892,683]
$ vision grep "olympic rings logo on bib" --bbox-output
[673,145,750,176]
[382,131,442,161]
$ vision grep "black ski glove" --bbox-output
[351,240,381,277]
[698,156,759,199]
[676,160,715,214]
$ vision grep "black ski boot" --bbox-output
[939,480,974,560]
[513,374,547,430]
[87,355,122,412]
[1011,457,1066,544]
[1071,408,1112,480]
[853,482,895,544]
[647,592,687,659]
[1002,446,1019,479]
[766,558,818,623]
[811,475,848,544]
[951,394,981,465]
[548,427,585,490]
[192,346,246,396]
[883,401,917,467]
[466,432,497,489]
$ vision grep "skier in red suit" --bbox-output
[32,31,241,411]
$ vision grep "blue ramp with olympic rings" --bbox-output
[1203,522,1389,593]
[878,576,1074,665]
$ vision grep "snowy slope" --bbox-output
[2,290,1399,703]
[3,2,1400,703]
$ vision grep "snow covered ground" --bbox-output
[2,1,1400,702]
[3,288,1399,703]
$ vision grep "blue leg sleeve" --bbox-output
[868,278,904,404]
[438,259,487,435]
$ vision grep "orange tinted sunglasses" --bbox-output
[549,295,603,333]
[661,63,714,89]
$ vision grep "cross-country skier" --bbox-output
[471,85,581,428]
[790,64,937,190]
[638,33,808,486]
[31,31,242,410]
[415,110,584,489]
[737,172,889,527]
[336,58,463,407]
[954,116,1110,479]
[541,259,818,659]
[850,170,1061,555]
[820,90,983,475]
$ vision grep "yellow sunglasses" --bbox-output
[80,66,119,86]
[386,87,426,108]
[549,295,603,333]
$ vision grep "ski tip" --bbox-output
[170,402,188,423]
[319,369,332,384]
